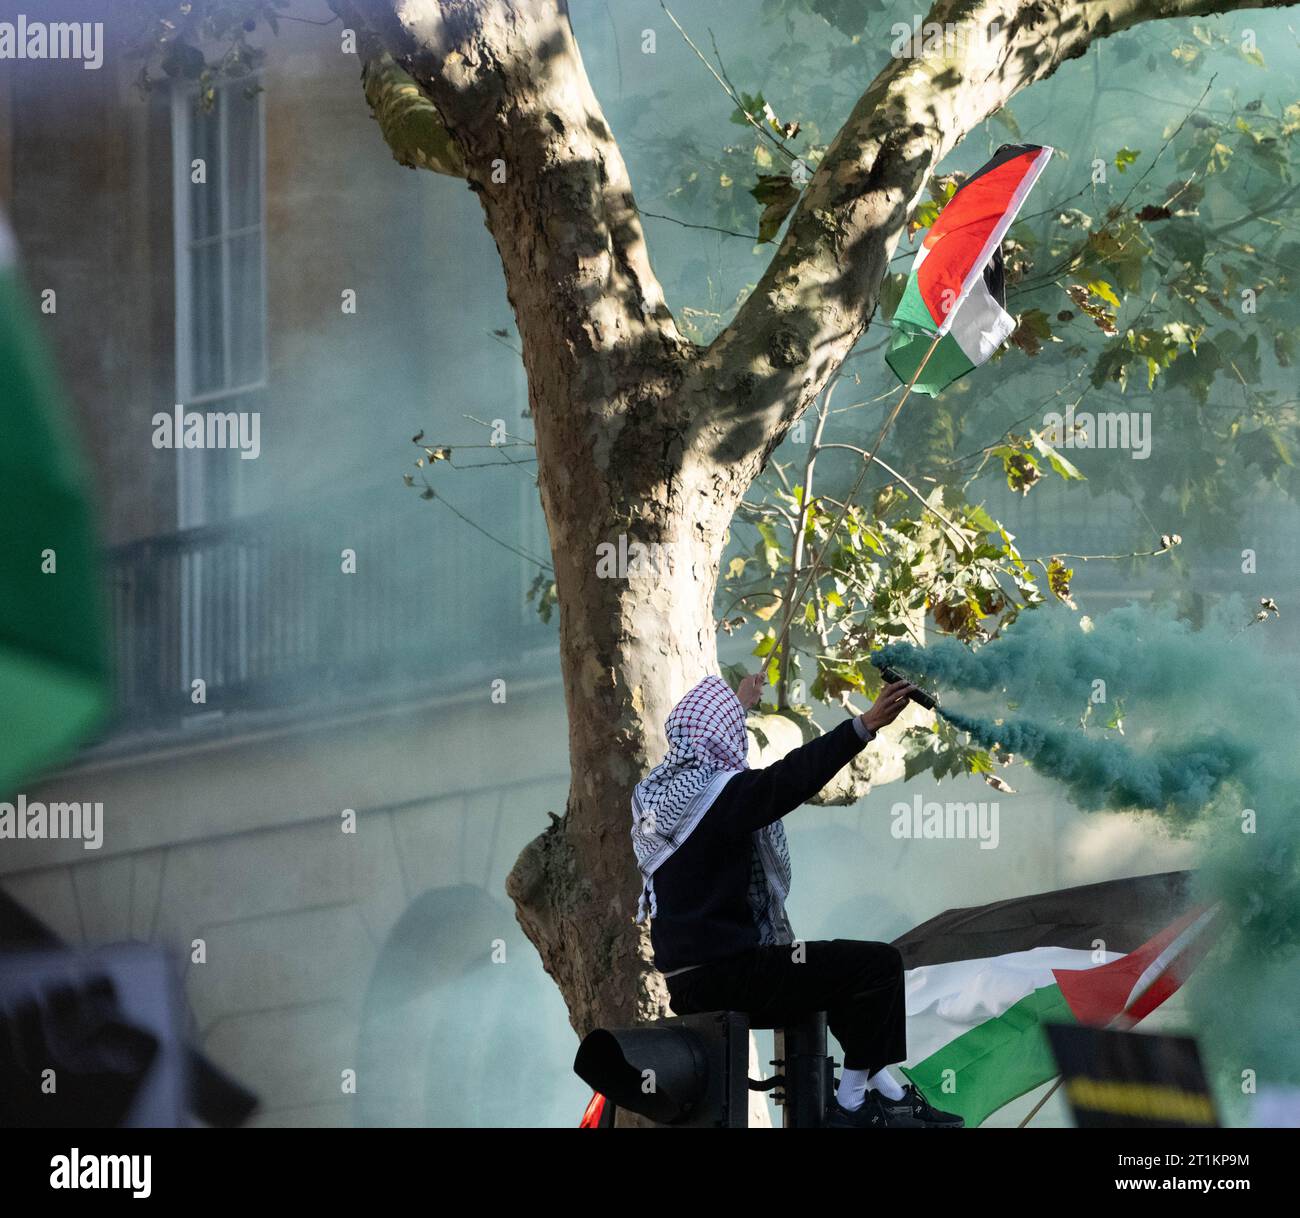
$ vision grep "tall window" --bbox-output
[171,79,266,526]
[171,80,266,700]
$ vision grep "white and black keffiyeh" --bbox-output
[631,675,793,946]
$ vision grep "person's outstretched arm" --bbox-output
[715,679,916,833]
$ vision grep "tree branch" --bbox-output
[691,0,1291,472]
[350,0,688,383]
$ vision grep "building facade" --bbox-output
[0,6,582,1127]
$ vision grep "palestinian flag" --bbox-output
[891,872,1220,1127]
[886,143,1052,396]
[0,213,109,795]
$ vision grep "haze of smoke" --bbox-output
[1195,808,1300,1119]
[880,603,1300,1103]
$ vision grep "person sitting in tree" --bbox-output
[631,670,963,1128]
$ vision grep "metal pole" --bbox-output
[779,1012,832,1128]
[771,329,945,665]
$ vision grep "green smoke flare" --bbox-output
[878,604,1300,1115]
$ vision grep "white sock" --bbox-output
[866,1068,905,1101]
[835,1067,871,1111]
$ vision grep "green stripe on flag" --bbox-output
[901,983,1075,1127]
[884,323,973,398]
[0,243,110,794]
[884,276,973,397]
[889,268,937,333]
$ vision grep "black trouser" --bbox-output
[665,938,906,1074]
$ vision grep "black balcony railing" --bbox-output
[98,478,1260,743]
[103,485,555,735]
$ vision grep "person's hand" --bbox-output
[736,671,765,711]
[861,679,916,733]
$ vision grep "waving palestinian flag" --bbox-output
[887,143,1053,396]
[891,872,1220,1127]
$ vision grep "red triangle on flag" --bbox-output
[1052,904,1220,1027]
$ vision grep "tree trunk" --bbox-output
[506,482,734,1033]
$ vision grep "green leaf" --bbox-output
[1086,279,1121,308]
[1031,432,1086,482]
[1008,308,1054,357]
[1106,697,1127,734]
[1238,427,1293,476]
[904,747,941,782]
[908,199,941,236]
[1001,450,1042,496]
[1047,557,1076,609]
[755,520,782,571]
[730,91,766,126]
[749,174,800,243]
[1083,224,1147,294]
[1114,147,1141,174]
[1153,219,1207,268]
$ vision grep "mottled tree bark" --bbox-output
[338,0,1290,1042]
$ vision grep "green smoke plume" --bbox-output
[878,603,1300,1119]
[935,707,1249,823]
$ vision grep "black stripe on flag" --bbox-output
[891,870,1192,968]
[983,245,1006,308]
[950,142,1047,197]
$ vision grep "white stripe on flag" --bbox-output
[947,270,1016,366]
[904,945,1119,1065]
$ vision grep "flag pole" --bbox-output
[1017,1075,1063,1128]
[769,328,945,675]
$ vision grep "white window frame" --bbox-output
[171,76,268,406]
[170,77,266,692]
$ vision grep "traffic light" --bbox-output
[573,1010,749,1127]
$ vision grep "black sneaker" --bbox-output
[825,1095,884,1128]
[872,1083,964,1128]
